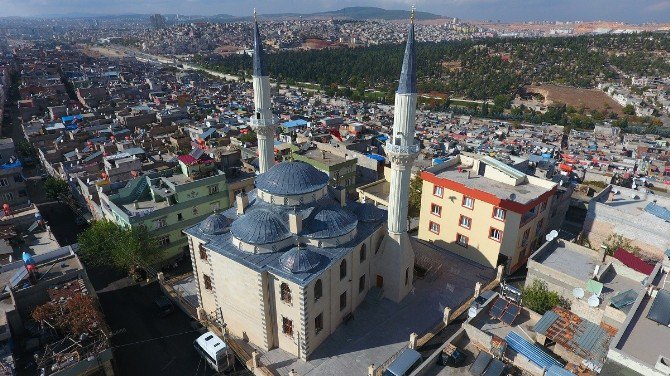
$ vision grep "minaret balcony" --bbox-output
[384,143,419,156]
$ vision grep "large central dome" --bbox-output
[255,161,329,196]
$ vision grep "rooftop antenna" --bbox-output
[410,4,416,23]
[253,8,257,22]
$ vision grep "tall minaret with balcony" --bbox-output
[378,9,419,303]
[250,10,277,174]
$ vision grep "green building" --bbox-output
[99,154,230,264]
[290,145,357,191]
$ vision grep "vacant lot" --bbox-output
[525,84,624,115]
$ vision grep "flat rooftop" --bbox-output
[298,148,349,167]
[617,290,670,366]
[433,165,551,205]
[532,240,598,282]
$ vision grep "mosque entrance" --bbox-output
[376,275,384,288]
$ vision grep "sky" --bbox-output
[0,0,669,23]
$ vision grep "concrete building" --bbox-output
[184,16,418,362]
[290,144,357,191]
[0,139,28,208]
[418,153,558,273]
[604,253,670,376]
[99,152,230,263]
[582,184,670,260]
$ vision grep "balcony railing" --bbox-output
[385,143,419,155]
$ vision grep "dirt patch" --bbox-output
[525,84,624,115]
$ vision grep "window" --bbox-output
[340,260,347,280]
[157,235,170,246]
[154,217,167,229]
[203,274,212,290]
[456,234,469,247]
[340,292,347,311]
[282,317,293,336]
[433,185,444,198]
[0,179,8,187]
[314,279,323,301]
[192,206,199,216]
[429,221,440,234]
[493,207,506,221]
[199,244,207,260]
[430,204,442,217]
[462,196,474,209]
[405,267,410,286]
[359,274,366,293]
[315,313,323,334]
[359,244,367,263]
[280,282,292,304]
[208,184,219,195]
[177,213,183,221]
[210,202,220,211]
[459,215,472,229]
[522,228,530,247]
[489,227,503,242]
[1,193,13,202]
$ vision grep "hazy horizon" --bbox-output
[0,0,669,23]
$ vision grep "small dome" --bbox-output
[231,209,291,245]
[303,203,358,239]
[198,212,231,235]
[354,202,385,223]
[255,161,329,196]
[279,245,324,274]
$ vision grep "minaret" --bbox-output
[250,9,277,174]
[377,8,418,303]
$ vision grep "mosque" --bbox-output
[184,11,420,360]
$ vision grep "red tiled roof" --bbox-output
[613,248,655,275]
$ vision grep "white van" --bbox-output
[193,331,234,372]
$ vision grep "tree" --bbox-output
[43,177,70,200]
[623,104,635,115]
[602,233,641,257]
[77,220,159,272]
[522,280,571,315]
[408,174,423,219]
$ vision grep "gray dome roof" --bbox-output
[255,161,329,196]
[354,202,385,223]
[303,204,358,239]
[198,212,231,235]
[279,245,324,274]
[231,209,291,245]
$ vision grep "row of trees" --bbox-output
[198,32,670,102]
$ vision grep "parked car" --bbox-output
[154,295,174,317]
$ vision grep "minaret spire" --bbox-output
[249,10,276,174]
[377,9,419,303]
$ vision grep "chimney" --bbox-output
[133,201,139,210]
[236,191,249,215]
[289,209,302,234]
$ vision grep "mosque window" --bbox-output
[282,317,293,337]
[340,260,347,280]
[280,283,292,304]
[314,279,323,301]
[360,244,367,263]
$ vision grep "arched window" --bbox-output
[280,282,292,304]
[340,259,347,280]
[314,279,322,302]
[359,244,367,263]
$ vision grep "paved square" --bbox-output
[260,237,495,375]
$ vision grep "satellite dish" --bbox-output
[468,306,478,318]
[587,295,600,307]
[509,193,517,201]
[573,288,585,299]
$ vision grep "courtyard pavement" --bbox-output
[260,237,496,376]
